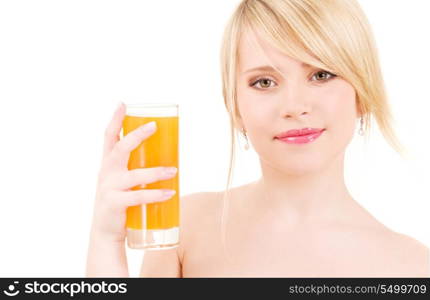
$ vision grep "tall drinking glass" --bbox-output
[122,102,179,250]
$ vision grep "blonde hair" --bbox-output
[219,0,407,262]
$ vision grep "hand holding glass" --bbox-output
[122,103,180,250]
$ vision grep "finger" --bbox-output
[110,121,157,169]
[103,102,126,158]
[116,166,178,190]
[121,189,177,207]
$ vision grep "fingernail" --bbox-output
[164,167,177,176]
[162,189,176,199]
[117,101,123,110]
[141,121,156,132]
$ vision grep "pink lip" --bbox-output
[275,128,325,138]
[275,128,325,144]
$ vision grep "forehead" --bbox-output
[238,28,310,74]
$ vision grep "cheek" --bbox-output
[321,83,357,139]
[237,89,274,129]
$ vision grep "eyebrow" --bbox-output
[242,62,313,74]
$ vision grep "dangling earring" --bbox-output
[358,116,364,136]
[241,128,250,150]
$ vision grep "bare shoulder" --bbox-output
[177,191,222,262]
[139,191,221,278]
[176,183,257,261]
[392,231,429,273]
[180,191,222,219]
[179,191,222,232]
[346,200,430,276]
[375,227,430,277]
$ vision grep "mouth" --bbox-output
[274,128,326,144]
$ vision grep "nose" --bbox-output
[278,82,311,119]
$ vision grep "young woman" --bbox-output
[86,0,429,277]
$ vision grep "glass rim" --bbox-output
[125,102,178,108]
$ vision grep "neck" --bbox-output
[251,150,355,226]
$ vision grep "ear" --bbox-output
[234,112,245,132]
[356,99,363,118]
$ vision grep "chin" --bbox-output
[266,156,328,176]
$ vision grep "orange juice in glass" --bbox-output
[122,103,179,250]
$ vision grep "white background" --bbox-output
[0,0,428,277]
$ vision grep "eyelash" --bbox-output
[249,70,337,90]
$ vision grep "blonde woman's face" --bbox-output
[236,30,359,174]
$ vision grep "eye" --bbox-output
[250,77,277,90]
[249,70,337,91]
[311,70,337,82]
